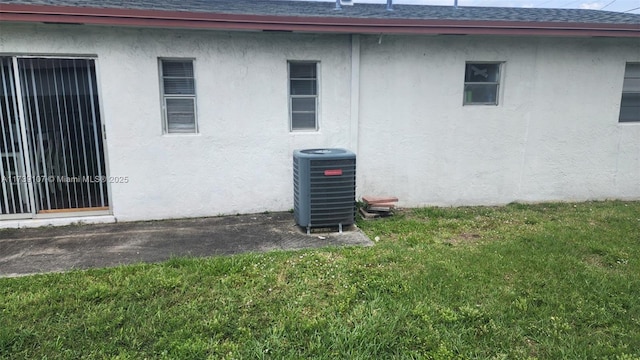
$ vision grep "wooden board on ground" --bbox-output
[359,208,380,219]
[362,196,399,205]
[368,206,393,212]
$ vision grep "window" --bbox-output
[289,61,318,131]
[463,62,502,105]
[619,63,640,123]
[159,59,197,133]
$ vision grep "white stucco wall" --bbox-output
[0,23,353,222]
[357,35,640,206]
[1,23,638,226]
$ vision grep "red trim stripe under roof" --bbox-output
[1,4,638,37]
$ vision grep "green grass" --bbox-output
[1,201,639,359]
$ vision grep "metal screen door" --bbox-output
[0,57,108,218]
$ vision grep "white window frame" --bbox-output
[463,62,503,106]
[619,62,640,123]
[288,61,319,132]
[158,58,198,134]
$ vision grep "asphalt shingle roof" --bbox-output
[2,0,640,25]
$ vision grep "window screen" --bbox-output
[289,62,318,131]
[160,59,197,133]
[619,63,640,123]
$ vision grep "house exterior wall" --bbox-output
[357,35,640,206]
[0,23,353,222]
[0,23,638,226]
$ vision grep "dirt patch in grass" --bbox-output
[525,337,539,358]
[445,232,481,246]
[584,254,606,268]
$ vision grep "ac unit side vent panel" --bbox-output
[293,148,356,230]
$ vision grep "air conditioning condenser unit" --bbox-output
[293,148,356,234]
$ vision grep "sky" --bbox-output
[341,0,640,14]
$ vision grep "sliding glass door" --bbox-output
[0,57,30,217]
[0,56,109,218]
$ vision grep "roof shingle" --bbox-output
[2,0,639,25]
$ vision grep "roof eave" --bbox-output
[1,4,638,38]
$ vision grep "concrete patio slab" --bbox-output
[0,212,373,277]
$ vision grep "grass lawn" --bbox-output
[1,201,639,359]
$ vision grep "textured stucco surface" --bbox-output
[357,35,640,206]
[1,23,352,222]
[0,23,638,225]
